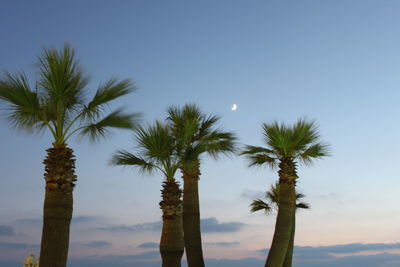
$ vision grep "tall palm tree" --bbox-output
[241,119,329,267]
[167,104,237,267]
[110,121,184,267]
[251,183,309,267]
[0,45,137,267]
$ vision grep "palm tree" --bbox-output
[241,119,329,267]
[110,121,184,267]
[166,104,237,267]
[0,45,137,267]
[251,183,309,267]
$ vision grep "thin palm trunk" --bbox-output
[39,145,76,267]
[182,165,205,267]
[265,159,297,267]
[282,212,295,267]
[159,180,184,267]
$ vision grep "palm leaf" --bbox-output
[110,149,156,174]
[298,143,330,165]
[0,72,45,132]
[80,109,138,142]
[111,121,180,179]
[250,199,272,214]
[37,44,88,111]
[135,121,174,161]
[83,78,135,120]
[296,202,310,210]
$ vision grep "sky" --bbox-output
[1,1,400,266]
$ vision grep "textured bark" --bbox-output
[265,159,297,267]
[282,212,295,267]
[182,162,205,267]
[159,180,184,267]
[39,145,76,267]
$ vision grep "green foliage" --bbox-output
[241,118,329,168]
[110,121,179,179]
[250,199,272,214]
[0,44,137,145]
[166,104,237,169]
[250,183,309,215]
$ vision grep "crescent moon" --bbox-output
[231,104,237,111]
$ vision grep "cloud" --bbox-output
[103,251,160,260]
[138,242,158,248]
[97,218,245,233]
[257,242,400,256]
[257,243,400,266]
[204,241,240,247]
[15,215,97,226]
[73,216,97,223]
[15,218,42,225]
[295,253,400,267]
[296,242,400,254]
[85,241,112,248]
[0,261,21,267]
[0,225,15,236]
[0,242,39,250]
[201,218,246,233]
[96,221,162,232]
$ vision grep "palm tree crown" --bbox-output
[110,121,179,179]
[167,104,236,168]
[241,119,329,169]
[0,44,137,146]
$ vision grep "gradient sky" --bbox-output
[1,1,400,266]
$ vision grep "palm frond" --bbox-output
[296,202,310,210]
[82,78,135,120]
[110,149,156,174]
[246,154,277,168]
[198,113,219,138]
[263,121,291,157]
[295,192,305,200]
[240,145,274,156]
[242,119,331,165]
[80,109,138,142]
[289,119,320,153]
[267,183,280,204]
[241,145,277,168]
[37,44,88,110]
[0,72,45,132]
[298,143,330,165]
[250,199,272,214]
[111,121,180,179]
[134,121,174,161]
[167,103,237,163]
[205,131,237,159]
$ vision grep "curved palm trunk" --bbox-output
[159,180,184,267]
[282,212,295,267]
[182,162,205,267]
[265,159,297,267]
[39,145,76,267]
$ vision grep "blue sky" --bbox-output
[1,1,400,266]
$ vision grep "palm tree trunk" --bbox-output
[282,212,295,267]
[182,163,205,267]
[265,159,297,267]
[39,145,76,267]
[160,180,184,267]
